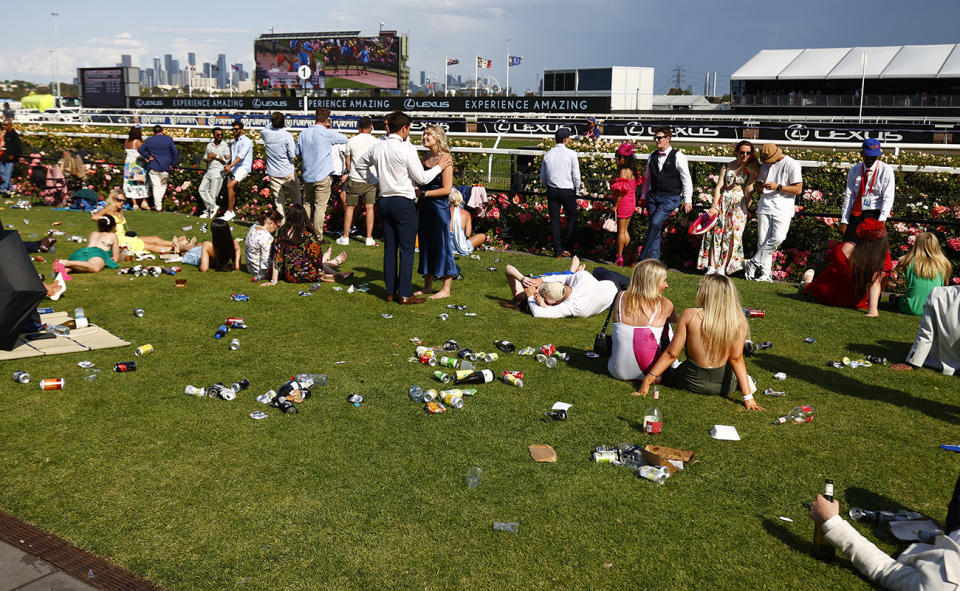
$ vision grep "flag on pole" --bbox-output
[508,56,524,67]
[231,64,241,72]
[477,57,492,69]
[446,58,459,66]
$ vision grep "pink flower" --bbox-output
[260,188,270,198]
[952,277,960,285]
[104,174,112,181]
[946,238,960,252]
[823,217,836,227]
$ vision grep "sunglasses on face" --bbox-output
[654,136,667,141]
[738,150,752,155]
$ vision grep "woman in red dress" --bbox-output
[610,142,643,266]
[804,218,892,317]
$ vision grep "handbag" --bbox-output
[593,291,620,356]
[602,217,617,232]
[124,161,146,183]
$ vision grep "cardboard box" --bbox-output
[642,445,695,474]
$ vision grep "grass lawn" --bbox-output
[1,206,957,590]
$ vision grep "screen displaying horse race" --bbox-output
[254,34,400,90]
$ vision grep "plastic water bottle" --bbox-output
[295,374,328,387]
[74,307,85,319]
[214,325,229,339]
[184,385,206,397]
[408,385,424,402]
[637,465,670,484]
[493,521,518,533]
[772,405,814,425]
[643,407,663,434]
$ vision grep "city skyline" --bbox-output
[1,1,958,95]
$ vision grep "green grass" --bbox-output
[1,206,957,590]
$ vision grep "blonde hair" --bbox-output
[695,274,748,359]
[448,189,464,207]
[622,259,667,320]
[106,187,126,214]
[899,232,952,283]
[424,124,451,155]
[60,151,87,179]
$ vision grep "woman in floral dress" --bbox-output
[262,204,350,285]
[698,141,758,275]
[122,126,150,210]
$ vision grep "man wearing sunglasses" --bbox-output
[744,143,803,282]
[639,127,692,261]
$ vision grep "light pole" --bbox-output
[51,12,60,102]
[505,36,510,97]
[858,51,868,123]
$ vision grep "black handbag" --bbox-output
[593,291,619,356]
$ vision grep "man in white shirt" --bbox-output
[639,126,693,261]
[503,257,618,318]
[744,143,803,282]
[198,127,230,218]
[840,138,895,243]
[221,120,253,221]
[340,116,379,246]
[540,128,581,257]
[353,111,448,305]
[260,111,301,216]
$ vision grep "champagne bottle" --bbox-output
[454,369,494,385]
[812,479,836,562]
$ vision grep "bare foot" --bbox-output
[569,255,580,272]
[413,290,426,296]
[428,291,451,299]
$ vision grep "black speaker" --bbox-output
[0,230,47,350]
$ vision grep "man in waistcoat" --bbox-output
[638,127,692,261]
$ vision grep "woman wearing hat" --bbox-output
[610,142,642,266]
[804,218,892,317]
[697,141,758,275]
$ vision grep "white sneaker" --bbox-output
[336,236,350,246]
[365,237,376,246]
[755,275,773,283]
[220,210,236,221]
[154,205,163,212]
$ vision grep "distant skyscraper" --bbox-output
[172,59,180,76]
[121,54,132,67]
[420,71,425,85]
[164,54,173,76]
[153,57,161,86]
[203,63,211,78]
[216,54,227,88]
[457,74,462,85]
[188,52,196,67]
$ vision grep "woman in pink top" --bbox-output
[610,142,642,266]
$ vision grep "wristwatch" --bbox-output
[777,184,782,192]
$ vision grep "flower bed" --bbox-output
[8,131,960,287]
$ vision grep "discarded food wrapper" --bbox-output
[346,285,355,294]
[381,313,394,319]
[175,279,188,288]
[425,401,446,414]
[493,521,518,533]
[332,286,343,291]
[779,516,794,523]
[641,445,694,474]
[941,444,960,453]
[298,291,313,296]
[249,411,269,420]
[773,372,787,380]
[764,388,786,397]
[464,312,477,317]
[803,337,816,344]
[334,360,346,365]
[77,361,95,368]
[710,425,741,441]
[528,444,557,463]
[552,401,573,412]
[255,393,274,404]
[410,337,424,344]
[890,519,942,542]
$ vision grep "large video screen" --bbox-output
[255,35,400,90]
[80,68,125,108]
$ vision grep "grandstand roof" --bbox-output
[732,44,960,80]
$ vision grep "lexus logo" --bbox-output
[785,124,810,141]
[403,98,417,110]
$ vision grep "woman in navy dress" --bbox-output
[416,124,457,298]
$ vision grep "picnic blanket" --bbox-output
[0,311,130,361]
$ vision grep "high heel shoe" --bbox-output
[615,255,624,267]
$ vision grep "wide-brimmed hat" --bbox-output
[616,142,635,158]
[856,218,887,241]
[759,143,783,164]
[539,281,565,303]
[688,211,718,236]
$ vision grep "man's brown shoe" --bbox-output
[385,294,395,303]
[399,295,426,305]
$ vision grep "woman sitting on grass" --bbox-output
[636,274,763,410]
[448,190,486,256]
[92,188,190,254]
[54,215,120,275]
[803,219,892,317]
[180,218,241,272]
[246,209,284,279]
[607,259,678,382]
[261,204,350,285]
[890,232,952,316]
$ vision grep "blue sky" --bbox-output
[3,0,958,93]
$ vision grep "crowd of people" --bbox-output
[5,107,960,589]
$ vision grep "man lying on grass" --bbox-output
[503,256,618,318]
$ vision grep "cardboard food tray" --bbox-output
[642,445,695,474]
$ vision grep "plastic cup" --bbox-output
[467,466,483,488]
